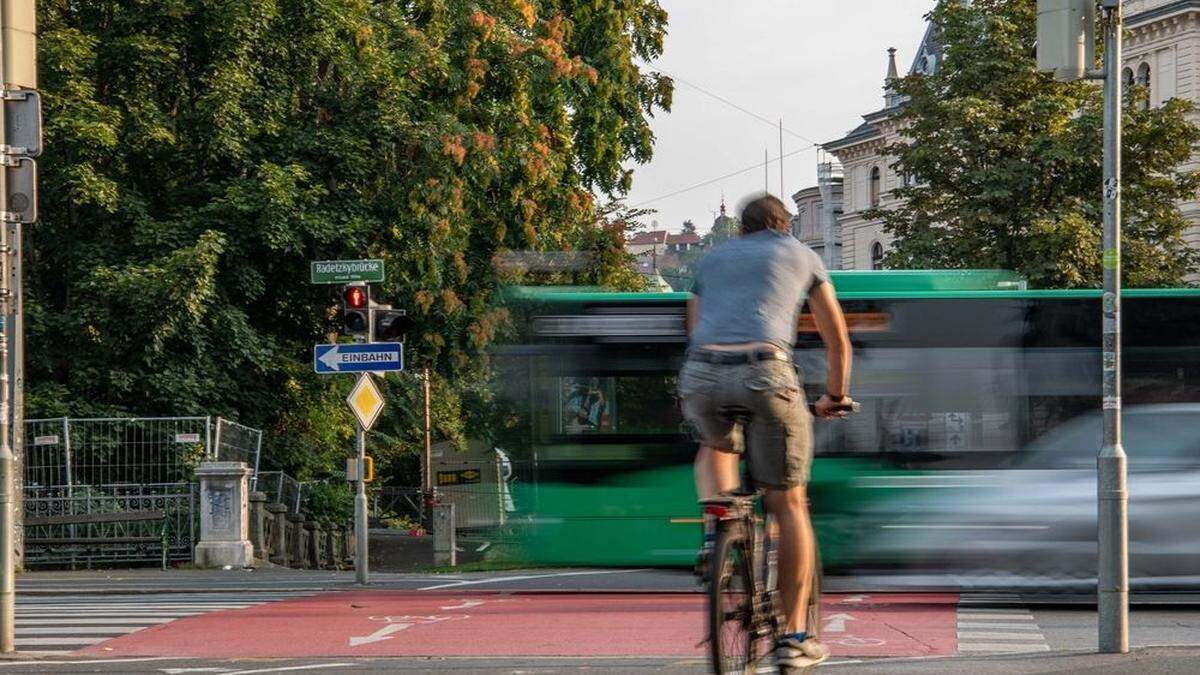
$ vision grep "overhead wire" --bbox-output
[635,67,827,207]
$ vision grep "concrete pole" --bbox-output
[354,422,369,584]
[1097,0,1129,654]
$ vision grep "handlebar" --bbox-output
[807,399,861,416]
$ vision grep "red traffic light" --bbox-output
[343,285,367,309]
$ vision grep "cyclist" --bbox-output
[680,194,852,669]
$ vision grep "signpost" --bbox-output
[310,259,385,285]
[314,343,403,374]
[345,372,386,586]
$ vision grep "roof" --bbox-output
[626,230,667,246]
[823,119,884,153]
[665,233,701,245]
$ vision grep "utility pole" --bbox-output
[1095,0,1128,654]
[0,0,38,653]
[422,365,434,524]
[1037,0,1127,651]
[779,119,785,200]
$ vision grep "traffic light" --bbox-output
[373,308,412,343]
[342,283,370,338]
[1036,0,1095,83]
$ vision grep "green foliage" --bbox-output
[33,0,672,482]
[302,481,354,526]
[869,0,1200,288]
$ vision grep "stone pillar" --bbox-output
[433,503,456,567]
[194,462,255,568]
[288,513,307,568]
[325,528,338,570]
[248,491,267,563]
[305,521,322,568]
[267,503,288,566]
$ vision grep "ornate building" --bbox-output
[1124,0,1200,251]
[812,2,1200,269]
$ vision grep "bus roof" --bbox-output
[502,269,1200,304]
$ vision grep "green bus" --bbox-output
[493,271,1200,580]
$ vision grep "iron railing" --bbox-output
[23,483,196,568]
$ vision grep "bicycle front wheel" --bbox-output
[708,524,756,675]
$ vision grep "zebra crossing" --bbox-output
[14,592,310,654]
[957,593,1050,654]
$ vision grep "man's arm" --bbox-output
[807,282,852,417]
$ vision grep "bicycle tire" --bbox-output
[708,523,755,675]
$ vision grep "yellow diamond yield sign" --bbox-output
[346,373,385,430]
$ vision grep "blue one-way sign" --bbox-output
[314,343,404,374]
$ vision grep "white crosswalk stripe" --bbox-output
[15,592,310,655]
[956,595,1050,655]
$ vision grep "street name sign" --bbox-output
[314,342,403,374]
[311,259,385,284]
[347,373,386,431]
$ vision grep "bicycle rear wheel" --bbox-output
[708,524,756,675]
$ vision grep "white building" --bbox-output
[814,2,1200,269]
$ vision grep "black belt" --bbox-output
[688,347,792,365]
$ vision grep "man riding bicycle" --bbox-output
[680,194,852,669]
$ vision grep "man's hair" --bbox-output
[740,194,793,234]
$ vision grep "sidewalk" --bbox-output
[832,646,1200,674]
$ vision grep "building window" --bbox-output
[869,167,882,208]
[1122,67,1134,91]
[1136,62,1151,109]
[870,242,884,270]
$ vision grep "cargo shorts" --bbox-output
[678,351,814,489]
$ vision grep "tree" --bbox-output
[681,219,696,235]
[33,0,672,480]
[868,0,1200,288]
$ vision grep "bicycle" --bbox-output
[703,399,858,674]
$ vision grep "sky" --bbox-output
[623,1,934,233]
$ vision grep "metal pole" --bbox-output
[779,119,785,200]
[354,422,368,585]
[0,35,13,650]
[423,366,432,495]
[1098,0,1128,654]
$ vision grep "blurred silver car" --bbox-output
[852,404,1200,589]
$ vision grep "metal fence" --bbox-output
[24,416,264,489]
[256,471,304,514]
[213,417,263,489]
[23,483,196,568]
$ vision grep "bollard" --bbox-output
[433,503,456,567]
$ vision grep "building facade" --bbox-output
[1125,0,1200,251]
[815,3,1200,270]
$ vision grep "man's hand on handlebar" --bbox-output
[813,394,857,419]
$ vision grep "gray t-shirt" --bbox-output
[690,230,829,349]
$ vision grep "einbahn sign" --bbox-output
[311,259,385,284]
[314,343,404,374]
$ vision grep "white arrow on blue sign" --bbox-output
[314,343,404,374]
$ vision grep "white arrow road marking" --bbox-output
[349,622,411,646]
[840,594,869,603]
[822,613,857,633]
[439,599,486,610]
[319,347,342,371]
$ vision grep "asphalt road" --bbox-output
[3,648,1200,674]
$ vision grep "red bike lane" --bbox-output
[79,591,958,659]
